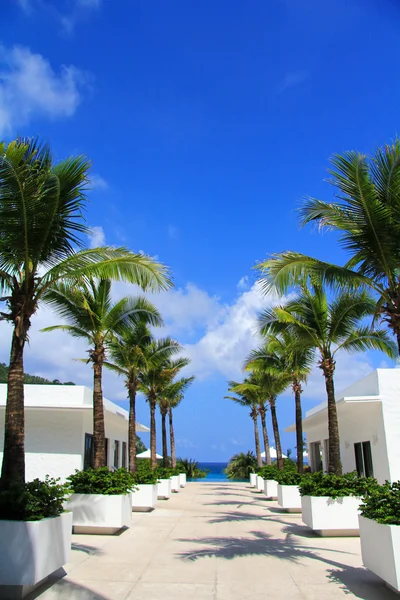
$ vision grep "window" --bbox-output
[310,441,323,472]
[84,434,94,470]
[122,442,127,469]
[114,440,120,469]
[105,438,109,466]
[354,441,374,478]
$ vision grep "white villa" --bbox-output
[0,384,149,482]
[287,368,400,484]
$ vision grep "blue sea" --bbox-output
[188,462,234,482]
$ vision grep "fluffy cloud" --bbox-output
[88,226,106,248]
[0,45,87,135]
[90,174,108,190]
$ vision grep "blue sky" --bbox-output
[1,0,399,461]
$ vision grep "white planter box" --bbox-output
[0,511,72,599]
[256,476,264,492]
[179,473,187,488]
[302,495,361,536]
[264,479,278,499]
[250,473,257,488]
[359,515,400,592]
[131,484,158,512]
[66,493,132,534]
[277,484,302,512]
[171,475,180,492]
[157,478,172,499]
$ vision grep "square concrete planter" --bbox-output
[171,475,180,492]
[359,515,400,592]
[0,511,72,599]
[277,484,302,512]
[250,473,257,488]
[256,476,264,492]
[66,493,132,534]
[264,479,278,500]
[157,478,172,499]
[131,484,158,512]
[179,473,187,487]
[301,495,361,536]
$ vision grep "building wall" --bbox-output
[82,410,129,469]
[377,369,400,482]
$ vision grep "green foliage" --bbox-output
[136,436,147,454]
[359,481,400,525]
[299,471,378,498]
[0,362,75,386]
[176,458,208,479]
[154,466,175,479]
[274,470,306,486]
[131,461,158,484]
[225,452,258,480]
[0,477,69,521]
[67,467,136,495]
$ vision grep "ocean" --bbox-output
[189,462,230,482]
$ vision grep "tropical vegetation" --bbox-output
[176,458,208,479]
[67,467,136,495]
[299,471,378,498]
[359,481,400,525]
[225,452,258,479]
[0,363,75,385]
[0,476,69,521]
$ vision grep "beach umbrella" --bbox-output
[261,447,287,460]
[137,449,163,459]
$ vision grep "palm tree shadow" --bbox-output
[327,567,398,599]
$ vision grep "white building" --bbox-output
[286,369,400,484]
[0,384,149,482]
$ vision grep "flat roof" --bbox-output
[0,384,149,432]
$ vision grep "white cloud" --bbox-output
[90,174,108,190]
[0,45,87,136]
[277,70,309,94]
[88,226,105,248]
[237,276,249,291]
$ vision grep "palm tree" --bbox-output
[158,375,194,467]
[0,138,171,489]
[225,451,258,480]
[226,380,263,468]
[248,333,314,472]
[256,141,400,354]
[139,343,184,468]
[105,319,158,473]
[42,279,162,468]
[258,285,396,474]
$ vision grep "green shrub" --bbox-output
[132,468,158,485]
[176,458,208,479]
[258,465,278,480]
[0,477,69,521]
[274,470,306,486]
[359,481,400,525]
[155,467,174,479]
[299,471,378,499]
[225,452,258,480]
[67,467,136,495]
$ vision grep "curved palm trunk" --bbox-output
[161,410,169,467]
[320,358,342,475]
[270,396,283,470]
[128,383,137,473]
[149,393,157,469]
[293,378,304,473]
[169,408,177,468]
[252,412,262,468]
[93,359,106,468]
[0,331,26,488]
[259,406,271,465]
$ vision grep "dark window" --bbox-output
[354,441,374,478]
[84,434,94,470]
[122,442,127,469]
[105,438,109,466]
[310,441,323,472]
[114,440,120,469]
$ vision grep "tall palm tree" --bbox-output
[248,333,314,472]
[42,279,162,468]
[257,397,272,466]
[0,138,171,489]
[139,343,184,468]
[256,141,400,354]
[259,285,396,474]
[158,375,194,467]
[105,319,158,473]
[226,380,263,468]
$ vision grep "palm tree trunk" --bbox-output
[253,413,262,468]
[128,383,137,473]
[321,357,342,475]
[0,330,26,488]
[293,378,304,473]
[259,406,271,465]
[169,408,177,468]
[161,411,168,467]
[150,394,157,469]
[270,396,283,470]
[93,360,106,468]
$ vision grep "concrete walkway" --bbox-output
[31,482,398,600]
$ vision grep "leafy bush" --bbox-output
[176,458,208,479]
[225,451,258,480]
[67,467,136,495]
[155,467,174,479]
[299,471,378,499]
[0,477,69,521]
[132,462,159,485]
[359,481,400,525]
[274,470,306,486]
[258,465,279,480]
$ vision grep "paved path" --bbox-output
[32,482,398,600]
